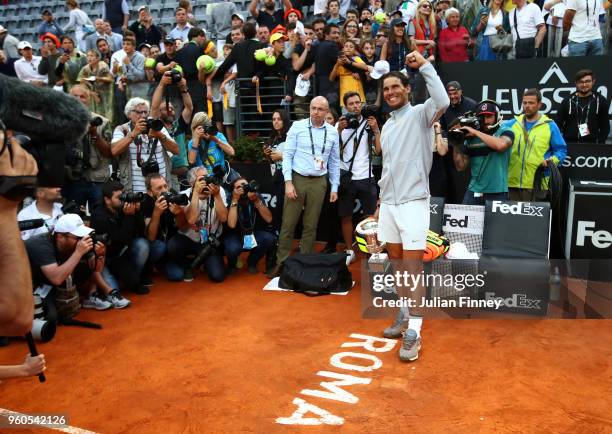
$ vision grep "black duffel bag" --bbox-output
[278,253,353,296]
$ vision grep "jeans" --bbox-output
[62,179,103,211]
[101,237,158,290]
[167,233,226,282]
[568,39,604,56]
[223,231,275,269]
[462,190,508,206]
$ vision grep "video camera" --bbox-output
[191,234,221,270]
[448,112,483,144]
[161,191,189,206]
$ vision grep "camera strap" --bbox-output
[238,202,256,233]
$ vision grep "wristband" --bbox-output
[230,202,238,207]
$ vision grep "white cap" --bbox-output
[369,60,390,80]
[231,13,245,22]
[54,214,94,238]
[17,41,32,50]
[0,25,7,34]
[294,74,311,97]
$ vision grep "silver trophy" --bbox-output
[355,218,390,274]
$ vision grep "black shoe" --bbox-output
[321,244,337,254]
[266,263,282,278]
[141,275,154,287]
[132,285,150,295]
[226,266,238,275]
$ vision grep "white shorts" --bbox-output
[378,198,430,250]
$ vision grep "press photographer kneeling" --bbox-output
[449,101,515,205]
[167,167,228,282]
[224,177,274,274]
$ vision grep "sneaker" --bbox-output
[247,265,258,274]
[132,284,150,295]
[183,268,194,282]
[345,249,356,266]
[399,329,421,362]
[382,309,408,338]
[107,290,131,309]
[82,293,113,310]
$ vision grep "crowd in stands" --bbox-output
[0,0,609,342]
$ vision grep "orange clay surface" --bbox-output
[1,257,612,433]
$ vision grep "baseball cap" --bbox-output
[476,101,498,115]
[370,60,390,80]
[0,25,7,34]
[390,18,407,28]
[42,9,52,16]
[138,5,149,12]
[54,214,94,238]
[446,80,462,91]
[17,41,32,50]
[269,33,288,44]
[231,13,245,22]
[163,36,175,44]
[137,43,152,51]
[271,24,287,35]
[40,32,61,48]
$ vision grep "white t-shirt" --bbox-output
[110,49,127,84]
[509,3,545,41]
[112,126,173,192]
[484,10,504,36]
[314,0,328,15]
[566,0,602,42]
[18,202,64,240]
[544,0,567,27]
[338,119,373,181]
[399,0,419,23]
[179,187,228,243]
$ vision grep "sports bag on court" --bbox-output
[278,253,352,296]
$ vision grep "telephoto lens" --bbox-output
[31,295,56,343]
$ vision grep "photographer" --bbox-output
[187,112,235,175]
[168,167,228,283]
[18,187,64,241]
[141,173,190,282]
[224,177,274,274]
[62,85,113,210]
[25,214,115,311]
[336,92,381,264]
[111,97,179,193]
[450,101,515,205]
[91,180,147,302]
[150,69,194,191]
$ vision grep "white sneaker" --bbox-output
[345,249,356,266]
[82,293,113,310]
[107,290,131,309]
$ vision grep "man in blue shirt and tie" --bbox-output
[268,96,341,277]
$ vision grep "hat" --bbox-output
[284,8,303,21]
[269,33,288,44]
[39,32,60,48]
[137,43,152,51]
[138,5,149,12]
[17,41,32,50]
[163,36,175,44]
[231,13,245,22]
[0,25,7,34]
[370,60,390,79]
[361,18,372,25]
[446,80,462,90]
[476,101,498,116]
[54,214,94,238]
[42,9,52,16]
[295,73,311,97]
[390,18,406,27]
[271,24,287,35]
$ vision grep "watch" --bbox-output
[230,202,238,207]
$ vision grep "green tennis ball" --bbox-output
[196,55,215,73]
[173,64,183,74]
[254,49,267,61]
[144,58,156,69]
[265,55,276,66]
[375,12,386,23]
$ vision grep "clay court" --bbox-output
[1,257,612,433]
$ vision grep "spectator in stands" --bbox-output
[224,177,275,274]
[77,50,114,123]
[292,28,316,119]
[314,0,329,17]
[472,0,510,61]
[563,0,603,56]
[91,179,145,302]
[250,0,293,30]
[326,108,339,125]
[0,49,16,77]
[97,38,113,65]
[557,69,610,144]
[175,27,208,114]
[381,19,412,71]
[103,21,123,51]
[216,45,238,146]
[437,8,473,62]
[326,0,347,25]
[285,8,303,25]
[455,0,481,30]
[129,6,163,49]
[336,91,381,264]
[179,0,198,26]
[254,33,291,84]
[361,18,374,41]
[360,39,379,104]
[210,0,238,47]
[313,24,341,108]
[187,112,235,174]
[111,97,179,193]
[14,42,47,87]
[38,9,64,39]
[435,0,452,28]
[150,45,160,59]
[0,25,19,59]
[115,38,148,99]
[312,17,327,43]
[56,36,88,93]
[543,0,566,58]
[506,88,567,201]
[63,0,94,53]
[374,27,388,58]
[397,0,419,23]
[225,14,246,44]
[102,0,129,34]
[429,121,448,197]
[451,101,515,205]
[85,19,110,52]
[257,25,272,45]
[141,173,189,282]
[342,18,363,43]
[168,8,194,43]
[38,33,62,88]
[408,1,437,62]
[64,85,113,209]
[18,188,64,241]
[508,0,546,59]
[150,71,194,191]
[330,39,369,109]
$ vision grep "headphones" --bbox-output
[476,99,503,132]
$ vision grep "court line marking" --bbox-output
[0,408,98,434]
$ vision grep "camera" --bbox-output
[204,124,218,136]
[119,191,146,203]
[90,230,110,245]
[161,191,189,206]
[31,294,56,343]
[169,68,182,84]
[62,200,87,219]
[90,116,103,127]
[191,235,221,269]
[361,104,378,119]
[204,164,226,186]
[448,112,482,143]
[145,117,164,134]
[241,180,260,198]
[345,112,360,130]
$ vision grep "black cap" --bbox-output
[390,18,407,27]
[476,101,498,115]
[42,9,52,15]
[446,80,462,91]
[163,36,175,44]
[361,18,372,24]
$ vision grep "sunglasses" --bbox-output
[375,34,385,38]
[346,25,358,28]
[421,4,432,8]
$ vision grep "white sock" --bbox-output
[408,315,423,338]
[400,306,410,320]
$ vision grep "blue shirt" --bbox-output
[188,132,228,174]
[282,118,341,193]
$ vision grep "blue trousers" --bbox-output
[223,231,275,269]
